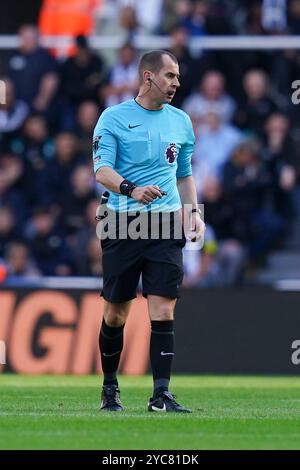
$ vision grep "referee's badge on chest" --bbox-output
[165,142,178,164]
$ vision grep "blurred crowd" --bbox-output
[19,0,300,44]
[97,0,300,37]
[0,0,300,286]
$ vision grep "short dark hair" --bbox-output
[76,35,88,49]
[138,50,178,82]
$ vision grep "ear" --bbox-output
[143,71,152,84]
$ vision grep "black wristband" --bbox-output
[120,179,137,197]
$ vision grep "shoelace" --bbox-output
[162,392,180,405]
[103,387,120,405]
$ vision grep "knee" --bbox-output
[148,296,176,321]
[104,306,127,327]
[153,304,174,321]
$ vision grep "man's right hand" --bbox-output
[131,185,163,204]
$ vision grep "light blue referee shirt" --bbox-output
[93,98,195,212]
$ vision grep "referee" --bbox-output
[93,50,205,413]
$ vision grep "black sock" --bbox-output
[99,319,124,386]
[150,320,174,398]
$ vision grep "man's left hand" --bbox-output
[186,211,206,243]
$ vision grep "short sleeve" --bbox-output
[92,109,117,173]
[176,114,195,178]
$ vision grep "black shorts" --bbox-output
[100,211,186,303]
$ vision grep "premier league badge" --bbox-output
[165,142,177,164]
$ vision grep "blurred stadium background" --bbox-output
[1,0,300,377]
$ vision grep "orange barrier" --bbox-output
[0,289,150,375]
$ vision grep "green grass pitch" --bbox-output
[1,375,300,450]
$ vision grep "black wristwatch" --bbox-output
[191,208,202,216]
[120,179,137,197]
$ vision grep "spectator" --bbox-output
[161,0,192,34]
[244,0,265,35]
[205,0,237,35]
[21,114,53,163]
[25,206,71,276]
[183,218,245,287]
[288,0,300,34]
[61,164,97,235]
[235,1,273,74]
[101,43,139,108]
[201,177,247,285]
[261,0,287,34]
[119,5,140,38]
[4,242,40,277]
[193,111,243,196]
[36,132,84,206]
[96,2,139,37]
[168,25,212,108]
[129,0,163,33]
[262,113,298,219]
[183,70,236,127]
[0,78,29,150]
[178,0,207,36]
[59,35,105,129]
[104,0,163,34]
[12,114,54,201]
[201,175,240,242]
[234,69,278,134]
[222,142,284,262]
[17,114,54,167]
[8,25,59,119]
[76,100,99,159]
